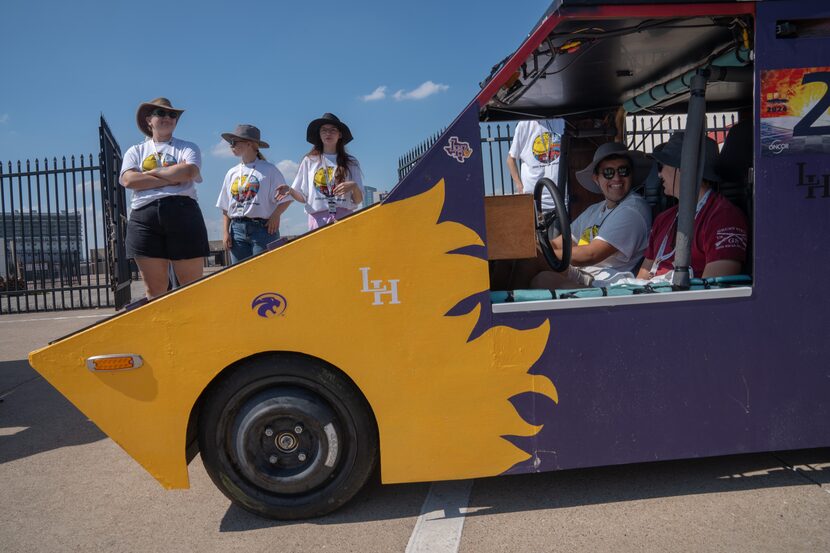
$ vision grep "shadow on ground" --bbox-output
[217,447,830,531]
[0,359,105,464]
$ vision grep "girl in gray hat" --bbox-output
[276,113,364,230]
[216,125,291,264]
[120,97,209,299]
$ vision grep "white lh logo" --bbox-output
[359,267,401,306]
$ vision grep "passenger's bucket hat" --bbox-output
[306,113,353,145]
[651,132,721,183]
[136,97,185,137]
[221,124,270,148]
[575,142,651,194]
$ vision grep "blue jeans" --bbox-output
[229,219,278,264]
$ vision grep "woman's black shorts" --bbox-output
[126,195,210,260]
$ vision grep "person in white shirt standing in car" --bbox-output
[120,97,209,299]
[276,113,364,230]
[506,118,565,210]
[216,124,290,264]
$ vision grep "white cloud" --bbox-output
[276,159,299,183]
[393,81,449,101]
[0,114,8,124]
[361,86,387,102]
[210,139,234,158]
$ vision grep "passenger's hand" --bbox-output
[333,180,357,195]
[267,213,280,235]
[223,232,232,251]
[275,184,291,201]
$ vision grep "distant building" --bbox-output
[1,210,82,280]
[363,186,378,209]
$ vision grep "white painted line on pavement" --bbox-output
[0,314,109,324]
[406,479,473,553]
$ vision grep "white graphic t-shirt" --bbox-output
[291,154,364,215]
[569,192,652,282]
[216,160,290,220]
[509,119,565,210]
[119,137,202,210]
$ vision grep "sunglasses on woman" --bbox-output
[600,165,631,179]
[151,108,179,119]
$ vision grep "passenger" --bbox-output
[506,118,565,209]
[636,133,749,279]
[276,113,364,230]
[216,125,290,264]
[530,142,652,290]
[120,97,209,299]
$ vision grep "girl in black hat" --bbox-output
[120,97,209,299]
[216,124,291,264]
[276,113,364,230]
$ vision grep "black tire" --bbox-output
[198,353,378,519]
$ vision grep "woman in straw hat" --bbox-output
[276,113,364,230]
[119,97,209,299]
[216,124,291,264]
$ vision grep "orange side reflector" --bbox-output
[86,355,143,371]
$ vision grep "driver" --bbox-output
[531,142,652,290]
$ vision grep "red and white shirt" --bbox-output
[645,192,748,277]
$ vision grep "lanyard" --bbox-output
[149,139,172,168]
[320,155,338,214]
[238,161,257,192]
[651,188,712,276]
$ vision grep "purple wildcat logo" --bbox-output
[252,292,287,318]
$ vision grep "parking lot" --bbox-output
[1,309,828,553]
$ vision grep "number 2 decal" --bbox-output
[793,72,830,137]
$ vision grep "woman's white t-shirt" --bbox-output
[119,137,202,210]
[291,154,364,215]
[216,160,289,219]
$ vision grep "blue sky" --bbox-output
[0,0,550,238]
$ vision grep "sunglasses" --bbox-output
[151,108,179,119]
[229,139,248,147]
[320,126,340,135]
[599,165,631,179]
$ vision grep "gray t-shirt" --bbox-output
[570,193,652,280]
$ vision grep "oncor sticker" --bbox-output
[444,136,473,163]
[761,67,830,157]
[252,292,288,318]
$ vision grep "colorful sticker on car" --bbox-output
[760,67,830,156]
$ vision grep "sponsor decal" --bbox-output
[443,136,473,163]
[359,267,400,305]
[252,292,288,318]
[760,67,830,156]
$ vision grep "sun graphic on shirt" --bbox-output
[141,153,176,171]
[231,174,261,202]
[313,167,335,194]
[532,132,561,164]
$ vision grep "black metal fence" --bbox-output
[397,114,738,198]
[0,117,129,313]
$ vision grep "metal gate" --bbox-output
[0,117,131,313]
[99,116,131,310]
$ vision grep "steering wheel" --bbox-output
[534,177,571,272]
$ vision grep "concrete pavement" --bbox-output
[1,309,828,552]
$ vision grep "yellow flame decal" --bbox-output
[29,178,556,487]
